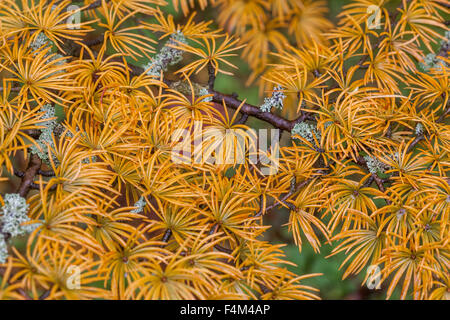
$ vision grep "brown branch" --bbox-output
[213,244,233,254]
[364,175,375,187]
[13,169,24,178]
[161,229,172,243]
[83,35,105,48]
[207,62,216,91]
[407,134,425,153]
[258,283,270,294]
[22,129,41,139]
[208,224,234,254]
[15,168,55,178]
[38,169,55,177]
[212,90,298,132]
[84,0,104,11]
[236,113,249,125]
[17,154,42,198]
[30,182,57,191]
[371,172,391,205]
[355,156,391,204]
[372,173,387,194]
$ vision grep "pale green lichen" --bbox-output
[415,123,424,136]
[53,123,66,137]
[440,31,450,49]
[291,122,321,143]
[198,87,212,102]
[364,155,390,174]
[419,31,449,73]
[260,86,286,112]
[131,196,146,213]
[1,194,37,238]
[419,53,446,72]
[30,104,58,165]
[144,31,187,77]
[29,32,53,53]
[0,233,8,264]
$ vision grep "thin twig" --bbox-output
[212,91,297,132]
[17,154,42,197]
[162,229,172,243]
[207,62,216,91]
[355,156,391,204]
[84,0,104,11]
[407,134,424,153]
[38,169,55,177]
[236,113,249,125]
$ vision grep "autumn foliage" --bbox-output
[0,0,448,300]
